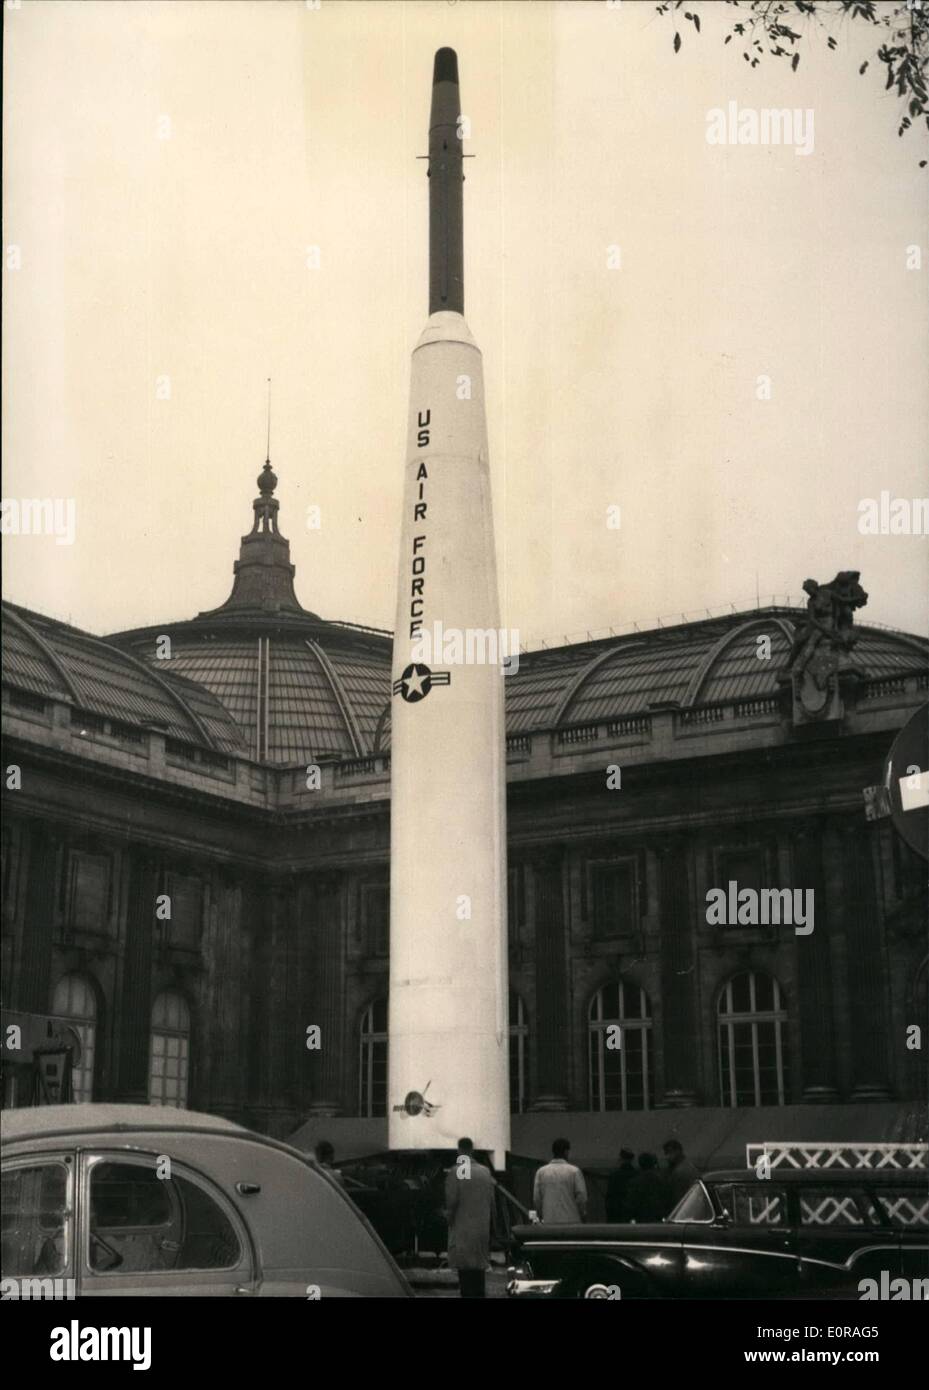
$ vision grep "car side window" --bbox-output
[667,1182,714,1223]
[873,1188,929,1231]
[88,1159,242,1274]
[1,1160,72,1278]
[798,1187,882,1227]
[729,1186,789,1226]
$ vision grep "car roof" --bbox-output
[0,1104,246,1144]
[703,1168,927,1185]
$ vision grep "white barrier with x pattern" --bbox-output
[743,1141,929,1227]
[746,1142,928,1171]
[799,1195,866,1225]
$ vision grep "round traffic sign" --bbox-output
[884,701,928,860]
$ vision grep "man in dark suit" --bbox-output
[625,1152,670,1223]
[445,1137,496,1298]
[663,1138,700,1209]
[605,1148,636,1223]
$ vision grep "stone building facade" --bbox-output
[2,469,926,1156]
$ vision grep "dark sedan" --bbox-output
[507,1168,928,1299]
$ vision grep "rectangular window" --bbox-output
[9,689,48,715]
[69,854,110,933]
[874,1188,929,1230]
[591,861,637,938]
[731,1186,789,1226]
[71,709,106,735]
[798,1189,882,1227]
[714,847,769,929]
[167,874,202,949]
[149,1032,190,1107]
[0,1161,72,1278]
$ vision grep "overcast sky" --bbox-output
[3,0,927,646]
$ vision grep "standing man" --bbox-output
[663,1138,700,1209]
[445,1137,496,1298]
[605,1148,636,1223]
[314,1140,344,1185]
[532,1138,588,1224]
[625,1152,669,1222]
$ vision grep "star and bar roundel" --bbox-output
[392,662,452,703]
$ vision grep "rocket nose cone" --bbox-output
[433,47,459,86]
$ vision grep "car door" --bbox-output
[1,1153,76,1296]
[78,1151,258,1297]
[683,1183,799,1297]
[792,1184,896,1295]
[870,1184,929,1283]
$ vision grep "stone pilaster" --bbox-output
[841,822,891,1100]
[115,848,158,1102]
[19,823,60,1012]
[792,821,839,1102]
[245,874,300,1130]
[657,838,697,1106]
[302,873,344,1117]
[242,876,280,1125]
[200,869,248,1112]
[529,849,569,1111]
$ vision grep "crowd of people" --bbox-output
[312,1133,701,1298]
[530,1136,699,1225]
[604,1140,700,1223]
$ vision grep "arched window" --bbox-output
[509,993,528,1115]
[149,991,191,1108]
[589,979,652,1111]
[359,999,388,1118]
[51,973,97,1103]
[718,971,788,1107]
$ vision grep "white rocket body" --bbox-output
[388,311,510,1169]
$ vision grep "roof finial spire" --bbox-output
[265,376,272,464]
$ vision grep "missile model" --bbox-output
[388,48,510,1171]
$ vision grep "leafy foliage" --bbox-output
[656,0,929,163]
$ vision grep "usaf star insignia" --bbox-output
[392,662,451,703]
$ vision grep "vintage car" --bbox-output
[0,1104,411,1297]
[507,1167,929,1299]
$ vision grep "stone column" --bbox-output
[19,823,60,1011]
[792,821,838,1102]
[302,873,344,1117]
[115,848,158,1103]
[242,874,286,1129]
[530,849,569,1111]
[200,868,248,1114]
[272,877,301,1120]
[657,838,698,1106]
[841,822,891,1100]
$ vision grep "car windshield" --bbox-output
[666,1181,713,1223]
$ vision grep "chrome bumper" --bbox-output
[506,1275,560,1298]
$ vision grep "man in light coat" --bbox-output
[444,1137,496,1297]
[532,1137,588,1223]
